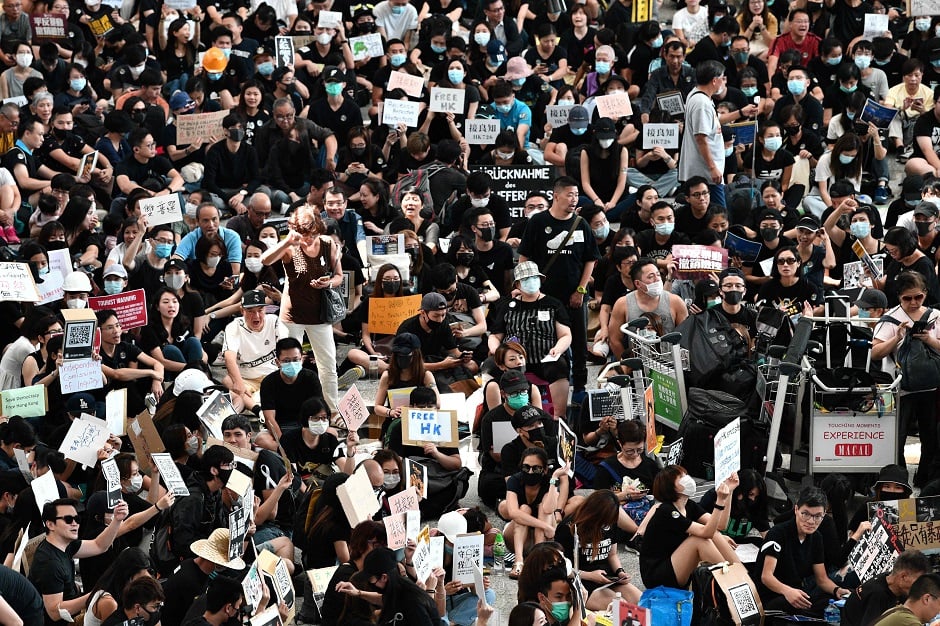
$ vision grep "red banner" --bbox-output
[88,288,148,330]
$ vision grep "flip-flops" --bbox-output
[508,562,524,579]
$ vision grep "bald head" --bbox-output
[248,193,272,227]
[361,459,384,488]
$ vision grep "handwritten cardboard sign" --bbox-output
[367,294,421,334]
[465,119,500,145]
[138,194,184,228]
[336,464,380,527]
[452,533,484,584]
[387,486,420,514]
[37,249,71,305]
[0,263,40,302]
[910,0,940,16]
[385,511,407,549]
[317,10,342,27]
[412,526,433,583]
[642,123,680,149]
[89,288,148,330]
[175,110,228,145]
[306,565,339,615]
[594,93,633,119]
[381,99,421,128]
[31,471,58,513]
[126,410,165,474]
[713,418,741,486]
[863,13,889,38]
[0,385,46,418]
[338,385,369,432]
[164,0,196,9]
[59,414,110,467]
[546,104,574,128]
[349,33,383,61]
[59,358,103,394]
[402,408,459,447]
[387,71,424,98]
[430,87,465,114]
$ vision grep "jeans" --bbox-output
[446,589,497,626]
[285,321,339,412]
[626,167,680,199]
[709,182,726,208]
[162,337,203,365]
[871,153,890,183]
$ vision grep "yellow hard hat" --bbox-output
[202,47,227,73]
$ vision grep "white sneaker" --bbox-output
[337,366,365,390]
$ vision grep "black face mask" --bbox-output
[382,280,401,295]
[440,290,456,302]
[53,127,69,140]
[351,146,366,157]
[478,226,495,242]
[143,608,161,626]
[216,467,233,485]
[526,426,545,443]
[46,240,67,250]
[425,317,443,330]
[456,252,474,265]
[355,21,376,33]
[759,227,779,242]
[522,472,543,486]
[131,111,146,124]
[916,221,934,237]
[395,355,412,370]
[406,247,420,260]
[724,290,744,305]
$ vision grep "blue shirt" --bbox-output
[174,226,243,264]
[495,99,532,145]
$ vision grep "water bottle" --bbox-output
[493,533,506,575]
[609,592,622,626]
[825,600,840,625]
[369,354,379,381]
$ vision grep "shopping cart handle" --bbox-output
[778,363,802,377]
[597,358,642,382]
[627,318,650,330]
[660,331,681,344]
[608,375,632,387]
[766,345,787,358]
[811,373,902,392]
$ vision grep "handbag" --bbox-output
[321,286,346,323]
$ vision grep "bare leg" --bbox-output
[617,507,639,535]
[549,379,569,420]
[253,431,278,451]
[714,533,742,565]
[268,537,296,574]
[671,536,726,586]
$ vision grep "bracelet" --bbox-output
[713,503,726,511]
[616,567,625,574]
[155,504,162,512]
[832,587,841,598]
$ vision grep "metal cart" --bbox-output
[617,320,689,432]
[757,356,809,475]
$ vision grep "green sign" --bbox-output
[650,369,682,430]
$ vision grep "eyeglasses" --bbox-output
[776,257,798,265]
[324,201,345,208]
[56,515,80,524]
[1,112,18,126]
[621,447,644,455]
[689,190,710,199]
[520,463,545,474]
[901,293,926,302]
[798,511,824,522]
[275,113,295,121]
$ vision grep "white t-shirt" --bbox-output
[222,314,288,380]
[679,88,724,182]
[813,151,861,191]
[873,305,940,377]
[374,1,419,41]
[861,68,889,103]
[673,7,710,45]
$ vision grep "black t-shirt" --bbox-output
[842,572,901,626]
[477,404,513,474]
[0,564,43,626]
[114,155,176,184]
[320,562,358,625]
[500,427,556,477]
[29,539,81,626]
[281,430,340,479]
[756,519,825,599]
[601,274,632,308]
[912,111,940,160]
[259,368,324,432]
[634,229,691,262]
[828,0,872,47]
[592,455,659,491]
[161,558,210,626]
[518,210,601,301]
[640,500,706,584]
[756,278,823,316]
[474,241,515,294]
[489,296,571,365]
[699,488,770,542]
[547,125,592,153]
[821,82,871,117]
[686,35,724,67]
[674,205,711,238]
[782,129,826,160]
[556,520,617,574]
[742,147,796,183]
[397,314,458,359]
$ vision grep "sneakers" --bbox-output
[898,145,914,163]
[2,225,19,244]
[337,365,365,390]
[874,186,889,204]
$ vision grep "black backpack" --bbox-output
[691,563,763,626]
[880,312,940,391]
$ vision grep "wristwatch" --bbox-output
[576,285,588,295]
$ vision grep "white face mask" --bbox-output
[129,474,144,491]
[206,255,221,268]
[644,279,663,297]
[308,419,328,435]
[260,236,278,248]
[66,297,87,309]
[130,63,146,77]
[15,53,32,68]
[165,274,185,290]
[317,32,332,45]
[470,196,489,208]
[599,138,614,148]
[678,474,697,499]
[245,258,263,274]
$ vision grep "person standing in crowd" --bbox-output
[679,60,728,206]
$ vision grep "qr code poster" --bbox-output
[727,582,761,620]
[62,308,97,361]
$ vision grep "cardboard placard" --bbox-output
[0,263,40,302]
[38,249,71,305]
[853,239,884,279]
[492,421,516,453]
[452,533,483,584]
[59,358,103,394]
[198,390,237,440]
[175,110,228,146]
[385,511,408,549]
[666,437,684,466]
[138,194,184,228]
[412,526,433,583]
[249,606,281,626]
[100,457,123,509]
[59,414,110,467]
[546,104,574,128]
[849,512,901,583]
[105,388,126,436]
[336,464,380,527]
[388,387,416,410]
[863,13,889,39]
[910,0,940,15]
[645,384,657,453]
[274,36,294,68]
[368,234,405,256]
[0,385,46,418]
[30,13,66,40]
[367,294,421,334]
[406,509,421,541]
[387,486,420,514]
[464,119,500,145]
[126,410,165,474]
[62,308,97,361]
[258,551,295,624]
[557,418,576,477]
[349,33,383,61]
[430,87,465,114]
[152,452,191,496]
[401,408,459,447]
[642,123,680,150]
[291,34,316,49]
[226,469,253,499]
[88,14,113,36]
[713,417,741,486]
[594,93,633,119]
[306,565,339,615]
[673,244,728,280]
[381,99,421,128]
[387,71,424,98]
[404,457,428,499]
[430,535,445,569]
[338,385,369,432]
[88,288,148,330]
[206,437,259,469]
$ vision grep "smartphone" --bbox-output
[911,320,931,334]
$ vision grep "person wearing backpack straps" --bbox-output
[872,270,940,488]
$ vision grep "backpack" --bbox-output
[292,482,324,541]
[409,455,473,519]
[880,313,940,391]
[390,163,447,215]
[691,562,763,626]
[677,309,750,389]
[151,509,181,577]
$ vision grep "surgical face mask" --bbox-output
[390,53,406,67]
[103,280,123,295]
[245,258,263,274]
[733,51,749,65]
[165,274,185,290]
[741,85,758,97]
[448,69,464,84]
[391,4,404,13]
[219,48,231,59]
[846,110,856,120]
[933,59,940,69]
[840,83,857,93]
[130,63,146,77]
[185,435,200,456]
[645,279,663,297]
[550,602,571,623]
[281,361,302,378]
[571,126,587,135]
[383,473,400,489]
[495,149,515,160]
[916,17,931,31]
[855,55,871,70]
[15,53,31,68]
[382,280,401,295]
[206,255,221,268]
[129,474,144,491]
[317,32,332,45]
[431,43,446,54]
[70,78,86,92]
[787,79,806,96]
[308,419,328,435]
[520,276,540,294]
[325,82,343,96]
[66,297,88,309]
[725,146,734,157]
[764,136,782,152]
[595,60,611,74]
[207,71,223,81]
[495,102,512,114]
[724,290,743,305]
[916,221,934,236]
[850,222,870,238]
[474,32,490,46]
[507,392,528,410]
[599,138,614,149]
[826,55,842,66]
[228,127,245,142]
[839,153,856,164]
[654,222,674,236]
[651,35,663,48]
[593,223,610,238]
[707,297,721,308]
[512,77,525,86]
[557,98,574,106]
[38,266,50,276]
[257,61,275,76]
[678,474,697,498]
[760,227,778,241]
[260,236,278,249]
[857,308,871,319]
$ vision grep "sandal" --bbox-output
[509,562,524,579]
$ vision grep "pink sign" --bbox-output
[88,288,148,330]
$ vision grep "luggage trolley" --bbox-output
[757,355,809,475]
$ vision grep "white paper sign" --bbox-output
[430,535,445,569]
[863,13,889,38]
[546,104,574,128]
[349,33,384,61]
[317,10,342,28]
[31,471,58,513]
[100,457,123,509]
[58,414,110,467]
[381,99,421,127]
[430,87,465,114]
[412,527,433,583]
[713,417,741,486]
[452,533,484,584]
[0,263,40,302]
[38,248,71,305]
[594,93,633,118]
[59,358,103,394]
[105,388,126,436]
[138,194,183,227]
[643,123,680,149]
[492,421,516,454]
[387,71,424,98]
[406,509,421,541]
[152,452,191,496]
[465,119,500,144]
[13,448,32,482]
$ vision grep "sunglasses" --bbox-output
[56,515,80,524]
[776,257,798,265]
[520,464,545,474]
[901,293,926,302]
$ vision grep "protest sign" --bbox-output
[385,511,408,549]
[31,471,58,513]
[61,308,96,360]
[469,165,556,220]
[587,388,624,421]
[666,438,684,466]
[368,234,405,256]
[77,150,98,179]
[849,512,902,583]
[226,470,252,501]
[910,0,940,15]
[207,437,258,469]
[430,87,465,114]
[725,231,762,262]
[13,448,31,482]
[152,453,191,496]
[388,387,415,410]
[673,244,728,279]
[31,14,66,41]
[242,562,265,616]
[430,536,445,569]
[338,385,369,432]
[452,533,484,584]
[249,607,280,626]
[843,260,883,289]
[404,458,428,499]
[368,294,421,334]
[317,10,342,27]
[262,554,295,623]
[349,33,383,61]
[492,421,516,452]
[546,104,573,128]
[59,358,103,394]
[306,566,339,616]
[337,464,380,526]
[645,384,657,453]
[863,13,889,38]
[406,509,421,541]
[228,504,248,561]
[412,526,433,583]
[594,93,633,119]
[126,410,165,474]
[59,415,110,467]
[713,418,741,486]
[105,388,126,436]
[387,486,420,514]
[464,119,501,145]
[0,263,40,302]
[642,123,680,149]
[402,409,459,447]
[38,249,71,304]
[852,240,883,279]
[387,71,424,98]
[138,194,184,228]
[274,36,294,68]
[557,419,576,477]
[728,120,757,146]
[381,99,420,127]
[89,289,148,330]
[88,14,113,36]
[860,99,898,129]
[656,91,684,117]
[291,34,315,49]
[198,390,237,439]
[176,110,228,145]
[101,458,123,509]
[0,385,46,418]
[164,0,196,8]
